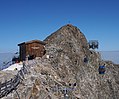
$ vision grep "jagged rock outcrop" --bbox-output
[2,24,119,99]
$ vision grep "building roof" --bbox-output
[18,40,46,46]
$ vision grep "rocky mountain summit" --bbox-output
[2,24,119,99]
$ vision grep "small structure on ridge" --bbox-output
[18,40,46,61]
[88,40,99,49]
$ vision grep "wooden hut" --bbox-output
[18,40,46,61]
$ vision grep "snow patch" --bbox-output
[2,63,23,71]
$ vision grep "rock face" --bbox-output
[2,24,119,99]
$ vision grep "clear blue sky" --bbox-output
[0,0,119,52]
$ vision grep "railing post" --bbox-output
[15,90,20,99]
[0,82,1,93]
[5,80,8,96]
[5,80,7,90]
[11,78,13,89]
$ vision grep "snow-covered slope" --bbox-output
[2,63,23,71]
[0,53,18,70]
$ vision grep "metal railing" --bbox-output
[0,62,29,99]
